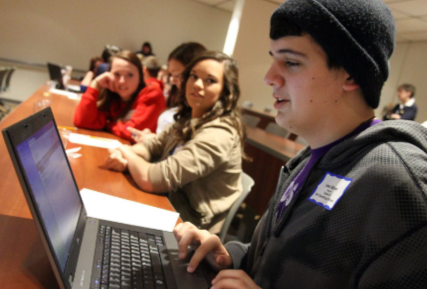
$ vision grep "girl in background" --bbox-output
[80,56,102,93]
[127,42,206,141]
[74,50,165,142]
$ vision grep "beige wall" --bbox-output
[234,0,427,123]
[233,0,277,112]
[2,0,427,122]
[0,0,231,69]
[0,0,231,102]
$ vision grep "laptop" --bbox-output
[2,107,210,289]
[47,62,81,93]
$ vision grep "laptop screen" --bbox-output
[47,63,64,89]
[16,120,82,272]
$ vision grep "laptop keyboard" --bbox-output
[91,225,167,289]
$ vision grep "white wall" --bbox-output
[0,0,231,69]
[233,0,427,123]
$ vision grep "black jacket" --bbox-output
[226,120,427,289]
[383,103,418,121]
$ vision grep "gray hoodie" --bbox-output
[226,120,427,289]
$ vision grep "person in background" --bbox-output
[173,1,427,288]
[136,55,165,141]
[73,50,165,142]
[157,64,170,91]
[128,42,207,140]
[166,42,207,108]
[142,56,164,92]
[383,83,418,121]
[136,41,154,57]
[95,44,121,77]
[106,51,246,234]
[80,56,102,93]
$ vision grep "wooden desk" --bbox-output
[0,86,177,289]
[241,107,299,141]
[243,126,305,216]
[241,107,276,130]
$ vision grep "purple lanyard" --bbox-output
[275,119,381,220]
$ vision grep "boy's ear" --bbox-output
[343,75,359,92]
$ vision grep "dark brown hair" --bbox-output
[142,42,152,54]
[167,42,207,108]
[97,50,145,119]
[89,56,101,73]
[173,51,247,158]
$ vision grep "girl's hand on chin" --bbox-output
[94,72,116,92]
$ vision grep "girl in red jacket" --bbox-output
[73,50,165,142]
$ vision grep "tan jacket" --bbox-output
[143,117,242,233]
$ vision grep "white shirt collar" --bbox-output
[399,98,415,109]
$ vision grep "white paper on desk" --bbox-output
[50,88,80,99]
[66,84,81,91]
[69,133,122,149]
[80,188,179,232]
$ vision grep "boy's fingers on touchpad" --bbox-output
[178,232,199,258]
[188,238,217,272]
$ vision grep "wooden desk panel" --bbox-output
[246,126,304,162]
[241,107,276,129]
[242,107,299,141]
[243,126,305,216]
[0,87,176,289]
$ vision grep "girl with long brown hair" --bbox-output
[74,50,165,141]
[105,51,246,233]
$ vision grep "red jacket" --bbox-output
[145,77,165,93]
[73,86,165,142]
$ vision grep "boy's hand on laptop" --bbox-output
[105,149,128,172]
[211,270,261,289]
[173,222,233,273]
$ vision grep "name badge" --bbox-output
[308,172,352,210]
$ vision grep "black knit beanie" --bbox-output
[270,0,396,109]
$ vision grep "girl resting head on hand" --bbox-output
[74,50,165,141]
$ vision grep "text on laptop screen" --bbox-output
[16,121,82,272]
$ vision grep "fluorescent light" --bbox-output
[223,0,245,56]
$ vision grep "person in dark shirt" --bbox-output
[172,1,427,288]
[383,83,418,121]
[95,44,121,77]
[135,41,155,57]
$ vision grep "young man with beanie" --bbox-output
[173,0,427,288]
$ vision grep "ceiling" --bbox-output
[192,0,427,42]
